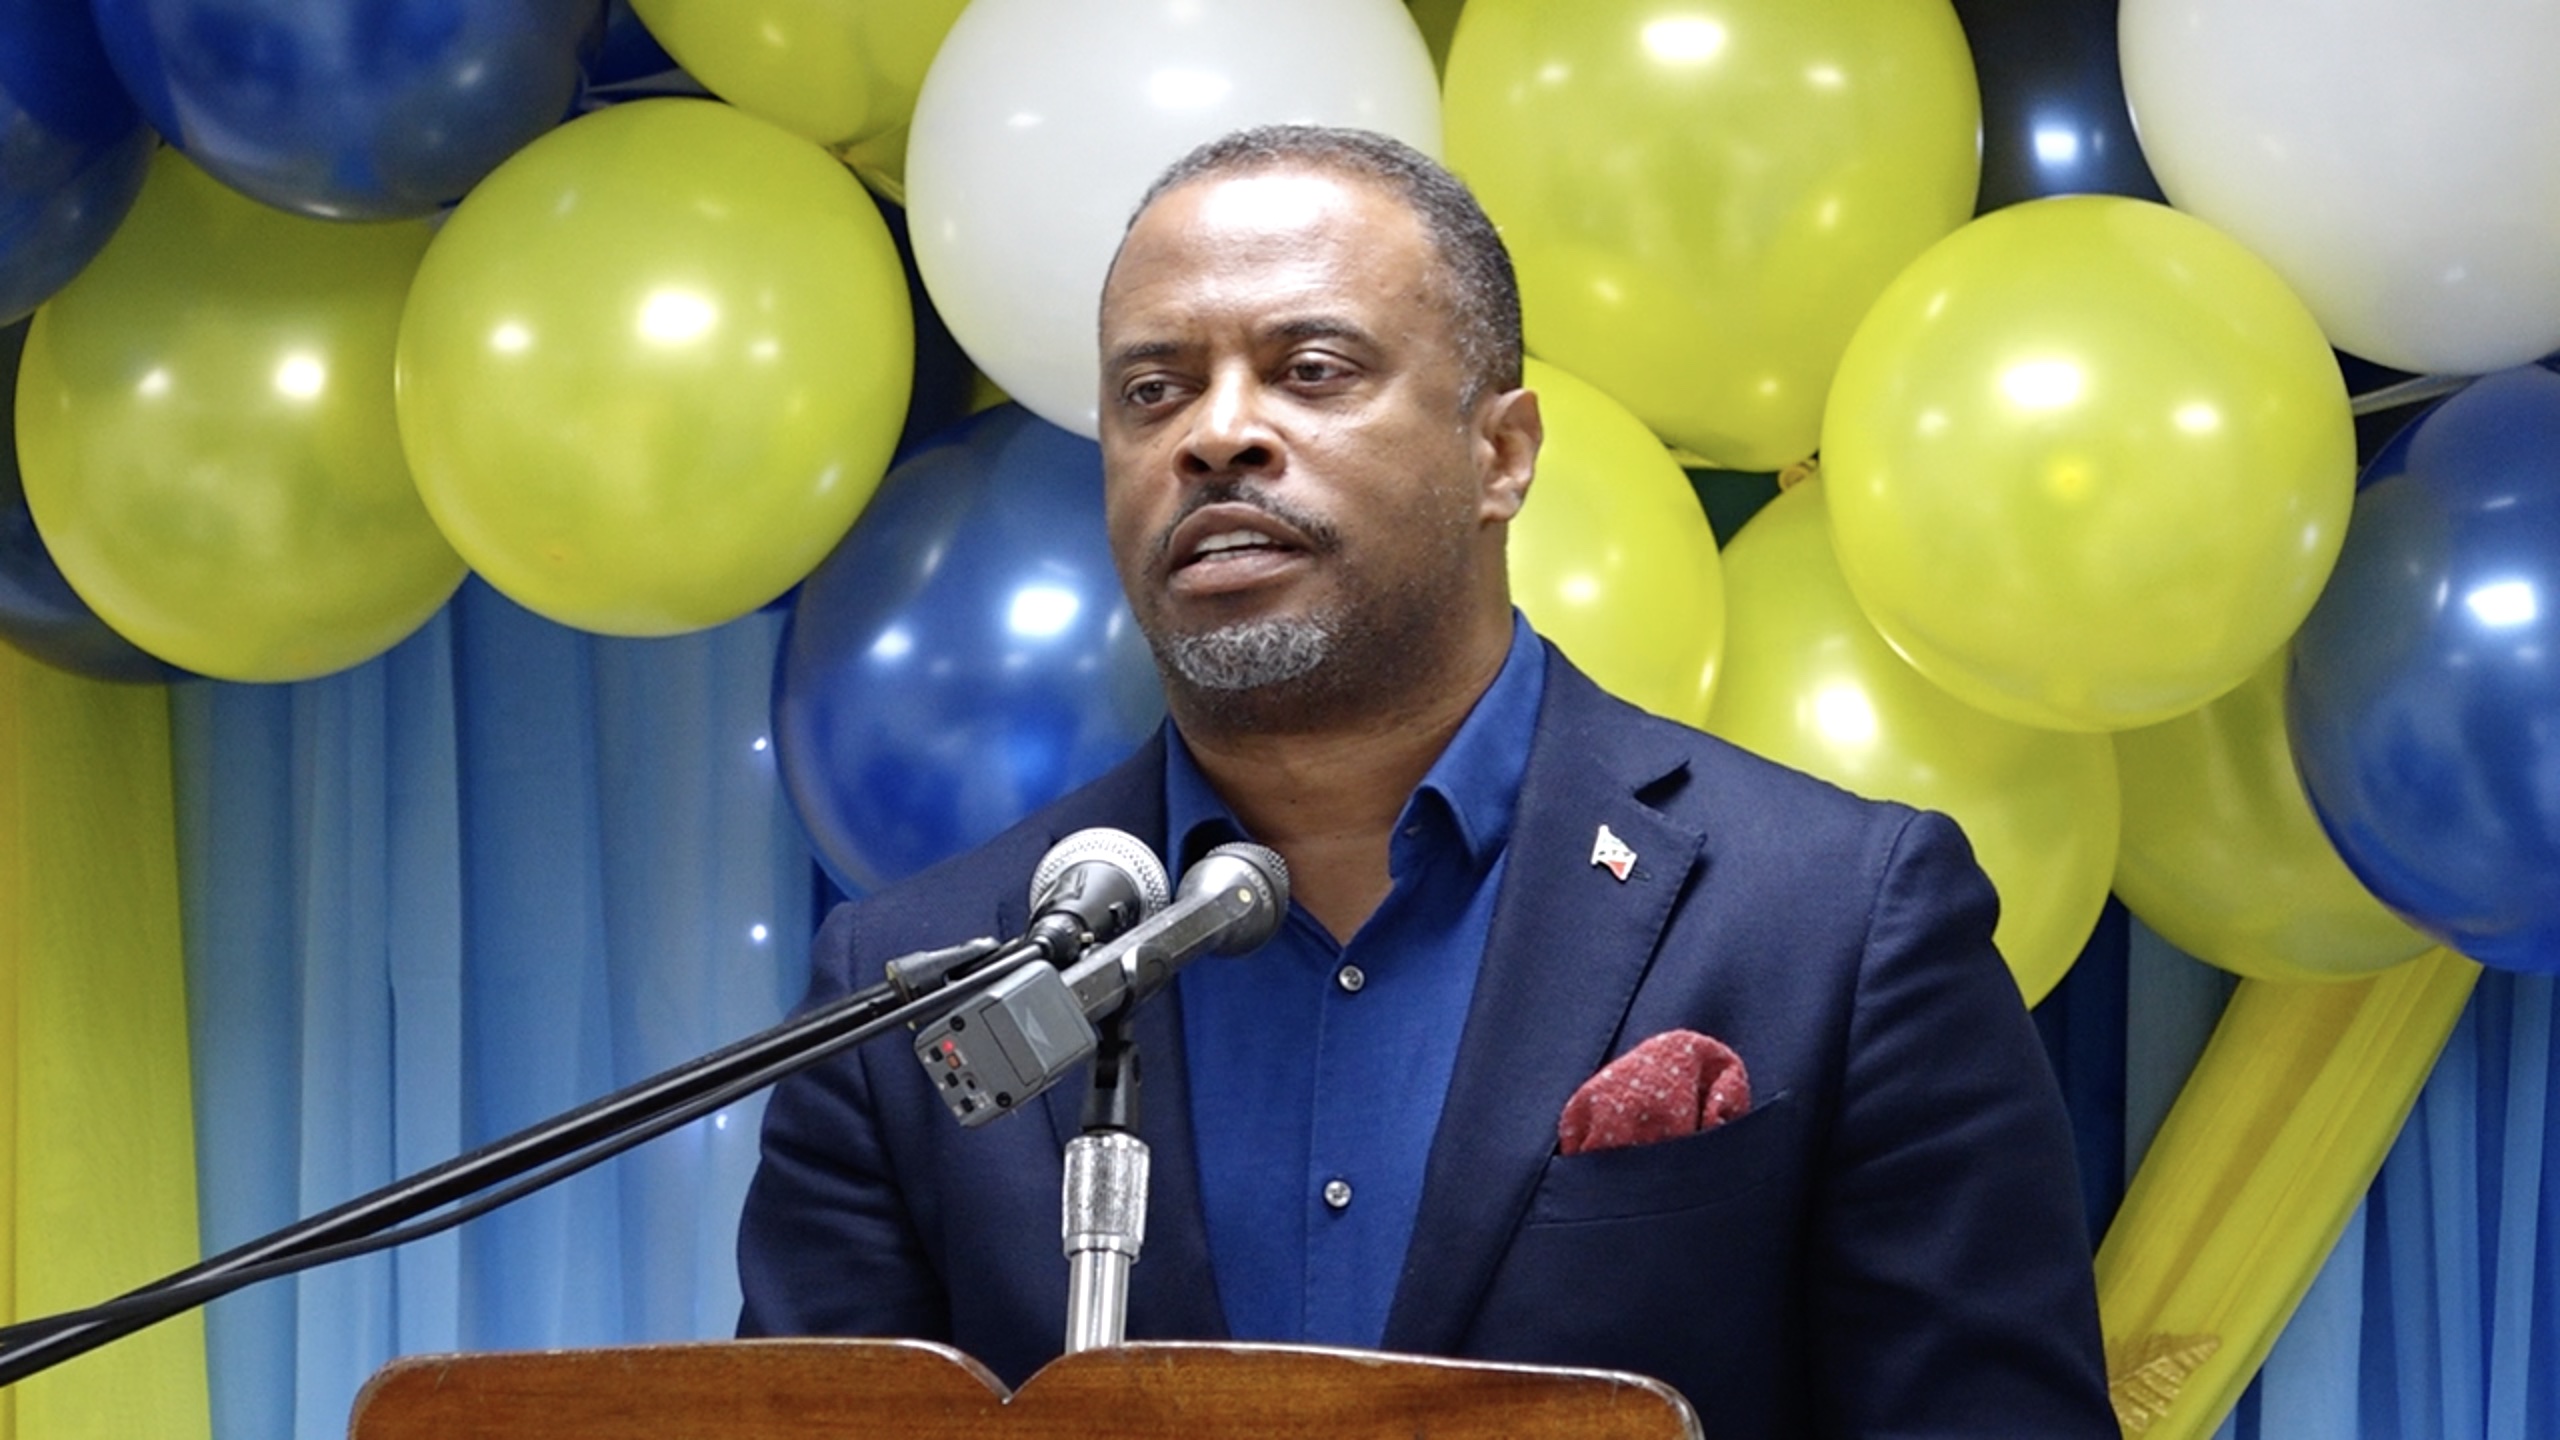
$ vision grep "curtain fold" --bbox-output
[174,581,809,1440]
[0,647,209,1439]
[2349,970,2555,1439]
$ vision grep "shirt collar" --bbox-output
[1162,611,1546,879]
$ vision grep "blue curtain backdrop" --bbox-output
[167,581,2556,1439]
[171,580,813,1440]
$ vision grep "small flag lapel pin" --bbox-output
[1591,824,1637,882]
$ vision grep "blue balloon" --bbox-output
[0,320,179,681]
[582,0,677,90]
[0,0,150,322]
[1952,0,2165,212]
[774,406,1164,895]
[2289,363,2560,974]
[87,0,603,220]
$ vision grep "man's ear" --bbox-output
[1474,385,1541,523]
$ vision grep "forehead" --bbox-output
[1100,167,1442,340]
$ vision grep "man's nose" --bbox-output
[1179,369,1281,479]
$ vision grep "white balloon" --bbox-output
[906,0,1441,437]
[2121,0,2560,375]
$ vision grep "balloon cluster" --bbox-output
[3,0,2556,973]
[4,2,920,681]
[1433,0,2558,984]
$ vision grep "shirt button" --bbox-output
[1322,1178,1353,1211]
[1335,964,1366,994]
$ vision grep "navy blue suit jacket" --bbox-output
[737,646,2116,1437]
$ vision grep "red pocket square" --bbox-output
[1558,1029,1752,1157]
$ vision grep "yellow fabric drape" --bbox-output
[0,648,209,1439]
[2097,948,2481,1436]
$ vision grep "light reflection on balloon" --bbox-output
[2289,363,2560,974]
[15,148,463,683]
[1950,0,2165,212]
[396,99,914,637]
[773,406,1163,895]
[1445,0,1980,471]
[1822,195,2356,731]
[88,0,599,220]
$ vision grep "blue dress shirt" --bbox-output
[1165,613,1546,1347]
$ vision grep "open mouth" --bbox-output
[1170,527,1307,594]
[1181,528,1292,568]
[1161,501,1316,588]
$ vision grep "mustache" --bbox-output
[1147,480,1342,568]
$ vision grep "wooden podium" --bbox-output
[349,1338,1702,1439]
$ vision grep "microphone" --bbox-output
[882,827,1170,999]
[1026,827,1172,961]
[0,831,1177,1387]
[914,842,1289,1126]
[0,830,1176,1389]
[1058,842,1288,1021]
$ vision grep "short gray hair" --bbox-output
[1127,125,1524,407]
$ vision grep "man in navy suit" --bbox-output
[738,125,2117,1437]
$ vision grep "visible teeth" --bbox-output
[1194,530,1275,557]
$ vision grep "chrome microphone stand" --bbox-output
[1062,1012,1146,1353]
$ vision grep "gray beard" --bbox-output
[1157,614,1337,692]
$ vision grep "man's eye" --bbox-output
[1288,357,1347,385]
[1125,379,1170,407]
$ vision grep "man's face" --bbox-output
[1096,166,1529,726]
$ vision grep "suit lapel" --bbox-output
[1383,655,1706,1355]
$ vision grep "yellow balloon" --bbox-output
[627,0,968,194]
[395,99,914,636]
[1445,0,1979,472]
[1705,481,2116,1003]
[2113,647,2431,981]
[1510,359,1723,725]
[1823,196,2356,732]
[15,149,463,683]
